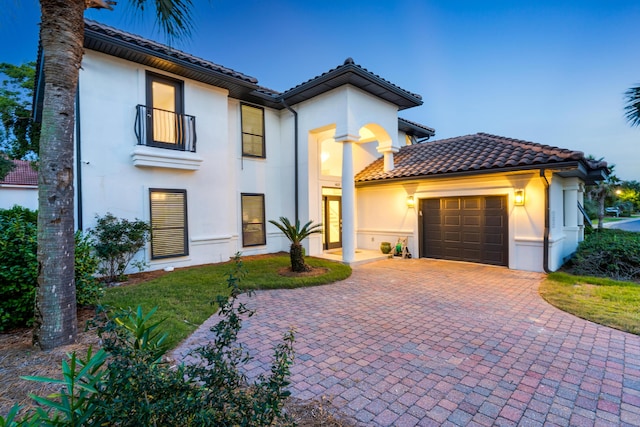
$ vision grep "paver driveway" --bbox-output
[173,258,640,426]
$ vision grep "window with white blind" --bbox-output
[241,193,266,247]
[149,189,188,259]
[241,104,265,158]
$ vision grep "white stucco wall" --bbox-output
[355,170,582,273]
[78,51,294,272]
[0,185,38,210]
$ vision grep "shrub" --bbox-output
[0,207,37,330]
[1,255,295,426]
[566,229,640,281]
[90,213,150,283]
[0,207,101,330]
[75,231,103,306]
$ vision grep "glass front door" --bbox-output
[323,195,342,250]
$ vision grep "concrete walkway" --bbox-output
[172,259,640,426]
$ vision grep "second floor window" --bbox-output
[241,104,265,158]
[146,72,185,149]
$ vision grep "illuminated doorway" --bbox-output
[322,188,342,250]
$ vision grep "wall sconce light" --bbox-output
[407,195,415,208]
[514,189,525,206]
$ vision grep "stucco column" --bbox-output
[341,139,356,263]
[377,146,400,172]
[563,181,580,256]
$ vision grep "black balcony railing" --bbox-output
[135,104,197,152]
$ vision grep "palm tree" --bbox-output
[269,217,322,273]
[34,0,193,350]
[586,157,618,229]
[624,85,640,127]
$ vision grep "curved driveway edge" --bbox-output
[173,259,640,426]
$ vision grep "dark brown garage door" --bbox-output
[420,195,508,266]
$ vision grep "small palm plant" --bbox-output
[269,217,322,272]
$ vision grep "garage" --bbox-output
[420,195,508,266]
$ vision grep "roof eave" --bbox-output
[355,161,596,187]
[83,27,283,109]
[279,64,423,110]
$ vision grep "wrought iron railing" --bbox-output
[135,105,197,152]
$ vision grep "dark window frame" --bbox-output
[240,103,266,158]
[146,72,185,150]
[149,188,189,259]
[241,193,266,247]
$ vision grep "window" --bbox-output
[241,193,266,246]
[149,189,188,259]
[241,104,265,157]
[146,72,185,149]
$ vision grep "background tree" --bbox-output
[269,217,322,272]
[625,85,640,127]
[0,62,39,160]
[585,156,618,229]
[34,0,193,350]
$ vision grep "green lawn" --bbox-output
[540,272,640,335]
[101,255,351,349]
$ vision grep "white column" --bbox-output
[341,140,356,263]
[377,146,399,172]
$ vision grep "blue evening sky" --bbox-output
[2,0,639,179]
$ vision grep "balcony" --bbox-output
[132,105,202,170]
[135,104,197,152]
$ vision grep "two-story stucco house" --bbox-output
[34,20,607,274]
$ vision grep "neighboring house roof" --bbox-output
[0,159,38,186]
[355,132,608,184]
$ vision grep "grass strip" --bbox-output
[101,255,351,348]
[540,272,640,335]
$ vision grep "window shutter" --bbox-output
[150,189,188,258]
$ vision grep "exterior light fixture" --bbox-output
[514,189,525,206]
[407,195,415,208]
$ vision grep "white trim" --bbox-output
[132,145,203,170]
[190,234,233,245]
[0,184,38,189]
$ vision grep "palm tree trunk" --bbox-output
[33,0,85,349]
[290,243,309,272]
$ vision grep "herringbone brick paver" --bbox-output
[173,259,640,426]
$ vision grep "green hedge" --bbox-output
[567,229,640,282]
[0,206,101,331]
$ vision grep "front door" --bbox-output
[323,195,342,250]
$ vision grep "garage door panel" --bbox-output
[444,215,460,225]
[464,216,480,226]
[463,232,481,243]
[421,195,508,267]
[444,199,460,209]
[444,231,461,242]
[484,196,505,209]
[463,198,481,209]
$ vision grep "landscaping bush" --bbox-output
[0,206,37,330]
[0,206,102,331]
[2,256,295,426]
[566,229,640,282]
[90,213,150,283]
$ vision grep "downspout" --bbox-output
[75,84,83,231]
[280,99,299,223]
[540,169,550,273]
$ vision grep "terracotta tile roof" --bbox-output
[1,159,38,186]
[355,132,593,182]
[84,20,260,84]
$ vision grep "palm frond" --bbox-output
[129,0,194,40]
[269,217,322,245]
[624,85,640,127]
